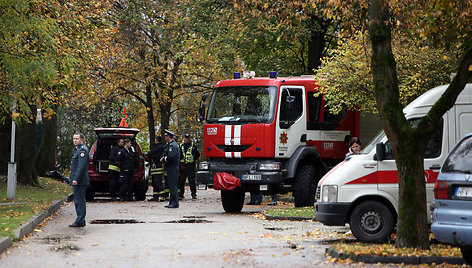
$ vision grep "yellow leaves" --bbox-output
[12,112,20,118]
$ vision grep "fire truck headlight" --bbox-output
[321,185,338,203]
[258,163,281,171]
[199,162,209,170]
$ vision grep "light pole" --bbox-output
[7,104,17,200]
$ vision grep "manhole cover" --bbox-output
[164,219,212,223]
[90,219,145,224]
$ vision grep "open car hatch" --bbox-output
[94,127,140,140]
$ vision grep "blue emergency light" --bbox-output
[269,71,277,79]
[233,72,241,79]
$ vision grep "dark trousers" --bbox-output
[109,170,119,198]
[151,174,164,198]
[73,186,87,225]
[179,164,196,198]
[119,172,134,201]
[166,165,179,206]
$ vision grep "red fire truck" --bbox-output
[196,71,362,212]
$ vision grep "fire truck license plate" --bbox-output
[243,174,262,181]
[456,187,472,198]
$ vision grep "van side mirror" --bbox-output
[374,142,386,161]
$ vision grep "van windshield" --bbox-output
[362,130,385,154]
[206,86,277,124]
[442,136,472,174]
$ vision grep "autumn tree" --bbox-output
[93,0,233,147]
[317,0,472,248]
[207,0,339,75]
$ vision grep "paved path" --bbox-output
[0,189,354,268]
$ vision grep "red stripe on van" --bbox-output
[345,170,439,185]
[345,172,377,184]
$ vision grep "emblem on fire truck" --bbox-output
[279,132,288,145]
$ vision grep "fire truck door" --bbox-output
[275,86,306,158]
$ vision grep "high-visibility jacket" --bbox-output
[180,142,200,164]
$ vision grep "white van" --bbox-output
[314,84,472,242]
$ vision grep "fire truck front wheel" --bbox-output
[349,201,394,243]
[221,188,245,213]
[294,163,316,207]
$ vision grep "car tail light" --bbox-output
[434,181,448,199]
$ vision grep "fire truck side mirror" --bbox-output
[197,94,208,123]
[374,142,386,161]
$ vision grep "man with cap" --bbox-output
[179,133,200,199]
[161,129,181,208]
[69,133,89,227]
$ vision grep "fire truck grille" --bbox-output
[215,145,251,152]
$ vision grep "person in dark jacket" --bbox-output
[179,134,200,199]
[108,138,124,201]
[161,129,180,208]
[69,133,89,227]
[147,135,166,201]
[117,139,135,201]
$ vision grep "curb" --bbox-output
[0,193,73,255]
[326,247,465,265]
[262,212,313,221]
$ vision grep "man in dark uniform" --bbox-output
[117,139,135,201]
[69,133,89,227]
[179,134,200,199]
[147,135,166,201]
[109,138,124,201]
[161,129,180,208]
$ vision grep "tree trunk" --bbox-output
[36,104,58,177]
[145,84,156,149]
[16,104,39,186]
[368,0,429,249]
[159,100,172,138]
[0,115,11,175]
[307,15,328,73]
[394,137,429,248]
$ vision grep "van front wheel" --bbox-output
[349,201,394,243]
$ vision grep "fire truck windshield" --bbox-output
[207,86,277,124]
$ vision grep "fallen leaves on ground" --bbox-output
[332,242,462,257]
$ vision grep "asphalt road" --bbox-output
[0,188,354,268]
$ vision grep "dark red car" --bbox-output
[87,127,147,201]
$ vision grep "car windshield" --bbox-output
[442,135,472,174]
[206,86,277,124]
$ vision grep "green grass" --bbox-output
[0,177,71,240]
[265,206,315,218]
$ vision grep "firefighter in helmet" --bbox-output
[147,135,166,201]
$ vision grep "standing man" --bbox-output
[109,138,124,201]
[179,134,200,199]
[117,139,135,201]
[69,133,89,227]
[147,135,165,201]
[161,129,180,208]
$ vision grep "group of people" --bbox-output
[108,138,139,202]
[107,129,200,209]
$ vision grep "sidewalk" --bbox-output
[0,194,72,255]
